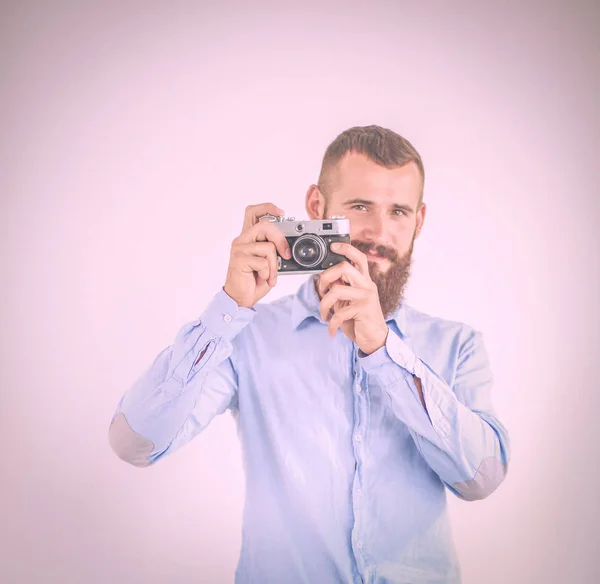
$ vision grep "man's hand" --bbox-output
[223,203,292,309]
[317,242,389,355]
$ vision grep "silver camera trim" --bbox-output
[259,214,349,235]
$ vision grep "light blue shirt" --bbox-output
[110,274,510,584]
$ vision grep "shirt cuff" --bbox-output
[198,287,256,341]
[359,329,450,440]
[358,328,417,375]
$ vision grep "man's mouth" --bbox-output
[367,250,385,261]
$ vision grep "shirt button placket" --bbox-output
[352,347,367,566]
[355,360,366,563]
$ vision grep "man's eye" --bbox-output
[353,205,367,211]
[393,209,405,216]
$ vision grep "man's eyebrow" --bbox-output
[343,198,414,214]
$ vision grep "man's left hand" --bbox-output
[318,242,389,355]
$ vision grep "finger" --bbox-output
[240,241,279,285]
[330,242,370,277]
[329,297,349,321]
[318,261,369,297]
[328,304,356,337]
[239,221,292,260]
[241,203,285,233]
[319,277,345,317]
[239,255,270,283]
[319,284,363,321]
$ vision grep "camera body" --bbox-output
[260,214,351,274]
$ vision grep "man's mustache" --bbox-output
[351,240,399,263]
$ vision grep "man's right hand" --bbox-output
[223,203,293,309]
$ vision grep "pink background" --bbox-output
[1,1,598,582]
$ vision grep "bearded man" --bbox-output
[110,125,510,584]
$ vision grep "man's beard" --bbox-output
[351,236,414,319]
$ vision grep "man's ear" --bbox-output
[305,184,325,220]
[415,202,427,239]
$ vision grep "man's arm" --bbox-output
[359,327,510,501]
[108,289,255,467]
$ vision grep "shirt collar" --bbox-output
[290,274,409,338]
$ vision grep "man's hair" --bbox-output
[317,125,425,208]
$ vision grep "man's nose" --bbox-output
[363,213,388,240]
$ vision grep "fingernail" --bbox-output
[332,243,340,250]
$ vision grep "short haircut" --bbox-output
[317,125,425,206]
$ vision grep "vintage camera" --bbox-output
[259,214,351,274]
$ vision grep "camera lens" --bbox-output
[292,234,326,268]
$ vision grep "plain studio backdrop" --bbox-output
[1,1,598,583]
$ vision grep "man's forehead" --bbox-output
[331,154,421,199]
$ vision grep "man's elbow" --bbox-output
[108,412,155,468]
[452,456,508,501]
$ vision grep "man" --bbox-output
[109,125,510,584]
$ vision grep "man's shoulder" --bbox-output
[404,303,480,341]
[230,293,301,352]
[257,292,295,311]
[249,292,296,325]
[402,304,485,370]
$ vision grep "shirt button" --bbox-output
[355,384,362,393]
[356,540,363,549]
[223,314,232,323]
[355,433,362,442]
[356,488,362,496]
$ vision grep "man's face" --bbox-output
[306,152,426,318]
